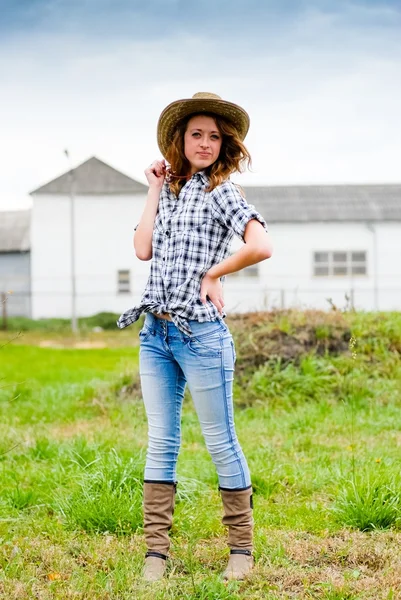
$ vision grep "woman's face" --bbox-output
[184,115,222,175]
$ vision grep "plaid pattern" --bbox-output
[117,171,268,335]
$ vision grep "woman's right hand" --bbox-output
[145,160,166,189]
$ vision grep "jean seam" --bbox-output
[161,327,171,354]
[172,365,181,482]
[220,333,246,488]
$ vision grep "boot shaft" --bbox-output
[143,481,176,554]
[220,485,253,551]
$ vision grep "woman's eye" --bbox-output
[211,135,220,140]
[192,132,201,137]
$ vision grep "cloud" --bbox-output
[1,0,400,40]
[0,0,400,209]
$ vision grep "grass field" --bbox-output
[1,310,401,599]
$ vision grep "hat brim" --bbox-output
[157,97,250,159]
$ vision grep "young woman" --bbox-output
[118,92,273,582]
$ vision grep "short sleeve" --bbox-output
[210,181,268,242]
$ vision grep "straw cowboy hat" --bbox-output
[157,92,250,158]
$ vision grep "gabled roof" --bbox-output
[0,210,30,253]
[245,184,401,222]
[30,156,147,195]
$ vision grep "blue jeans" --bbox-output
[139,313,251,490]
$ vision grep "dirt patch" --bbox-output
[50,417,110,440]
[38,339,107,349]
[176,530,401,598]
[226,310,351,373]
[38,340,65,349]
[274,530,401,598]
[73,341,107,349]
[284,530,395,571]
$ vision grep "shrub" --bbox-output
[245,355,340,406]
[5,486,41,510]
[58,450,143,535]
[79,312,121,331]
[333,473,401,531]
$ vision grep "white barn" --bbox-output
[0,210,31,317]
[239,184,401,312]
[30,157,148,320]
[29,157,401,320]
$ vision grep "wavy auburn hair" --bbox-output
[165,113,251,196]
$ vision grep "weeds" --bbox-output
[5,486,41,510]
[58,450,143,534]
[333,333,401,533]
[247,355,341,407]
[0,310,400,598]
[333,473,401,531]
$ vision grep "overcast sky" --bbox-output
[0,0,400,210]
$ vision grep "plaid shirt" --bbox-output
[117,171,267,335]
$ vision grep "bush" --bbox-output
[333,472,401,531]
[6,312,127,332]
[58,450,143,534]
[79,312,122,331]
[244,355,341,407]
[5,316,71,332]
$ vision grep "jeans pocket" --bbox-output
[188,334,222,357]
[139,326,153,343]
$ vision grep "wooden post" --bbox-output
[1,292,7,331]
[350,288,355,310]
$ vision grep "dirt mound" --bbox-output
[226,309,351,373]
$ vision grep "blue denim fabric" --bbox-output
[139,313,251,490]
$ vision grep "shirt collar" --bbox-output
[192,170,209,185]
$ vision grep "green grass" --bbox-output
[3,311,123,332]
[0,310,400,599]
[58,449,144,535]
[0,345,138,426]
[333,472,401,531]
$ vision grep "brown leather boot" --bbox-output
[220,485,254,580]
[142,481,176,582]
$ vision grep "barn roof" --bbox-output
[31,156,147,195]
[245,184,401,223]
[0,210,30,253]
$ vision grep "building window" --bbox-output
[226,251,259,278]
[117,270,130,293]
[229,263,259,278]
[313,251,367,277]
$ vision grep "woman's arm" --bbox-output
[200,219,273,313]
[209,219,272,277]
[134,160,165,261]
